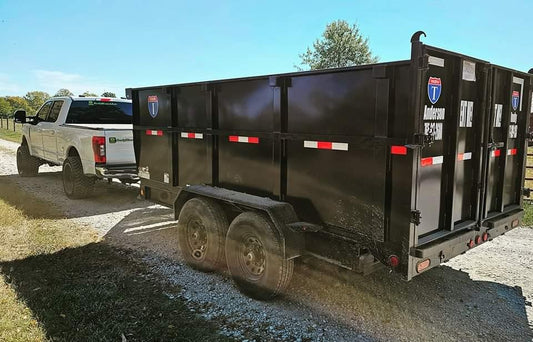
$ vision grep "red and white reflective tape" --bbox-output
[507,148,517,156]
[146,130,163,136]
[181,132,203,139]
[457,152,472,161]
[491,149,501,157]
[304,141,349,151]
[229,135,259,144]
[421,155,444,167]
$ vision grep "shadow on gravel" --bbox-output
[104,208,533,341]
[0,173,148,219]
[0,243,231,342]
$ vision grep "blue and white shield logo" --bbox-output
[147,95,159,118]
[427,77,442,104]
[512,91,519,111]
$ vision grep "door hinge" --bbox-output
[410,210,422,225]
[406,133,434,149]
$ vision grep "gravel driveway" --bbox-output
[1,138,532,342]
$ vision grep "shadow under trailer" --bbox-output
[128,32,532,299]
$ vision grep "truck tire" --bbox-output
[16,144,40,177]
[177,198,228,272]
[62,156,95,199]
[225,212,293,300]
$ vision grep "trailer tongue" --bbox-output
[129,32,532,298]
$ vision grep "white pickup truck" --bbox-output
[14,96,138,198]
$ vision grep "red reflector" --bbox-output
[389,255,400,267]
[467,240,475,249]
[91,136,106,164]
[492,149,501,157]
[187,132,195,139]
[391,145,407,155]
[145,130,163,136]
[229,135,239,142]
[416,259,431,273]
[99,98,111,102]
[421,157,433,167]
[248,136,259,144]
[509,148,517,156]
[317,141,333,150]
[482,232,489,242]
[475,235,482,245]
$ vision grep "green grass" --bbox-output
[0,121,22,143]
[0,181,231,342]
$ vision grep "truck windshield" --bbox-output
[65,100,132,124]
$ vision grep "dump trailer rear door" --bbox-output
[483,68,530,220]
[415,47,489,244]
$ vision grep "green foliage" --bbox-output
[297,20,378,70]
[23,91,50,115]
[0,98,12,117]
[54,88,74,97]
[100,91,116,98]
[4,97,32,117]
[81,91,98,97]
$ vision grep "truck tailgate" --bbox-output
[104,130,136,165]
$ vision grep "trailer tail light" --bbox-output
[482,232,489,242]
[416,259,431,273]
[92,136,106,164]
[511,219,519,228]
[388,255,400,267]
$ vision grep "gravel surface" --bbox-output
[1,138,532,341]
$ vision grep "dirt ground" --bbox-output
[1,138,532,341]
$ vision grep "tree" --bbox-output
[24,91,50,114]
[5,96,31,116]
[81,91,98,97]
[54,88,74,97]
[0,98,13,117]
[296,20,378,70]
[101,91,116,98]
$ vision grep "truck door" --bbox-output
[483,68,530,219]
[41,100,63,161]
[415,49,488,244]
[29,101,53,158]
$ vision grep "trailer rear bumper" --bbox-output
[407,209,523,280]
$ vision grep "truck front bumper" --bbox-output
[95,164,139,180]
[406,209,523,280]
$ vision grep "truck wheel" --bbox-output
[225,212,293,300]
[16,144,40,177]
[177,198,228,272]
[62,156,95,199]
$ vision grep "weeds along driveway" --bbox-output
[1,137,532,342]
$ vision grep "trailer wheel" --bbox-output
[177,198,228,272]
[62,156,95,199]
[16,144,40,177]
[225,212,293,300]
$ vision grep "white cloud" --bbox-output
[32,69,125,97]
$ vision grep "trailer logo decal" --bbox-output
[147,95,159,118]
[512,91,519,111]
[427,77,442,104]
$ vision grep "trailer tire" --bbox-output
[177,198,228,272]
[225,212,293,300]
[62,156,95,199]
[16,144,40,177]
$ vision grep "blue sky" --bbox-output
[0,0,531,97]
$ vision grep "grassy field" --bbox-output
[0,121,22,143]
[0,179,230,342]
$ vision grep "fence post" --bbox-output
[13,119,16,132]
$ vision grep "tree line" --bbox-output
[0,89,117,118]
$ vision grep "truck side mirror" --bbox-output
[14,110,26,123]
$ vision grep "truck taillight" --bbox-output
[92,136,106,163]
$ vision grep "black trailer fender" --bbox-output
[174,185,305,259]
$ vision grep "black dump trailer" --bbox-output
[128,32,532,299]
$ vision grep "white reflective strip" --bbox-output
[463,152,472,160]
[180,132,188,138]
[304,141,318,149]
[181,132,204,139]
[432,156,444,165]
[149,130,158,135]
[194,133,203,139]
[428,56,445,67]
[331,142,349,151]
[238,136,249,143]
